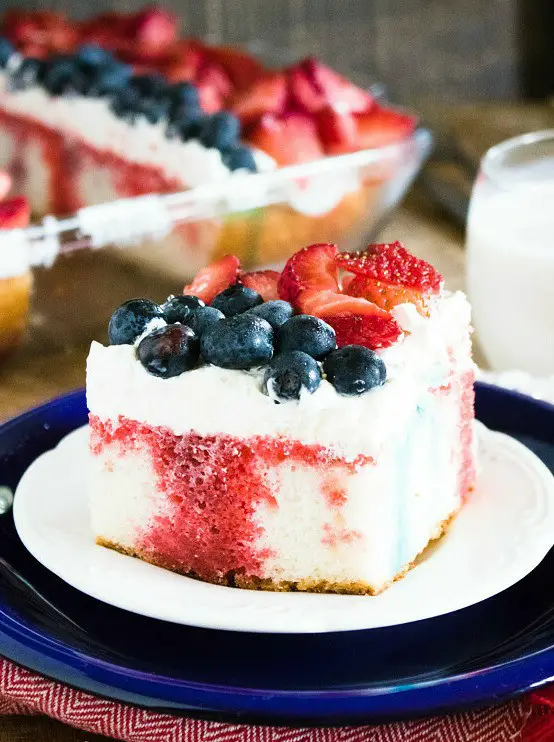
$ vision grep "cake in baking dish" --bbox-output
[0,8,416,274]
[87,241,476,594]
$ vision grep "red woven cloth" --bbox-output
[1,657,554,741]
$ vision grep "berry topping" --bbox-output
[183,255,240,304]
[108,299,164,346]
[10,57,45,91]
[169,81,200,111]
[87,60,132,96]
[0,196,30,228]
[240,270,281,301]
[336,242,442,291]
[222,144,257,172]
[264,351,321,402]
[186,306,225,337]
[278,243,339,306]
[211,284,263,317]
[245,300,294,330]
[278,314,336,360]
[288,58,373,115]
[337,242,443,315]
[247,112,324,167]
[76,43,112,67]
[163,295,205,324]
[323,345,386,396]
[230,72,287,125]
[316,106,357,155]
[355,107,417,149]
[43,54,86,95]
[199,111,240,150]
[302,291,402,350]
[137,324,199,379]
[0,37,15,68]
[201,314,273,369]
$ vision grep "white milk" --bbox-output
[467,160,554,374]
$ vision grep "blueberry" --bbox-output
[138,95,170,124]
[222,145,257,172]
[137,324,199,379]
[169,82,200,111]
[201,315,273,369]
[199,112,240,150]
[246,300,294,330]
[110,87,141,122]
[88,61,132,96]
[76,44,114,67]
[279,315,336,360]
[108,299,164,345]
[163,295,205,324]
[43,55,87,95]
[186,306,224,336]
[264,351,321,402]
[130,73,167,98]
[0,38,15,69]
[211,284,263,317]
[166,108,204,140]
[9,58,45,91]
[323,345,387,396]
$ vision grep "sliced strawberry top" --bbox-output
[0,196,30,229]
[336,242,443,293]
[240,270,281,302]
[183,254,240,304]
[299,289,401,350]
[278,243,338,305]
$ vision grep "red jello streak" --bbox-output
[458,369,476,502]
[90,415,373,581]
[0,107,182,215]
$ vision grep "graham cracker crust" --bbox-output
[96,508,459,596]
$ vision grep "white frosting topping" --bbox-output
[87,291,473,458]
[0,71,275,188]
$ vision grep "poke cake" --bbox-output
[87,241,476,595]
[0,7,417,275]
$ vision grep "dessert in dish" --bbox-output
[87,241,476,595]
[0,8,418,275]
[0,171,31,356]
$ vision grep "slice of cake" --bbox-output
[87,242,475,595]
[0,9,417,274]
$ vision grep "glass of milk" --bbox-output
[466,130,554,374]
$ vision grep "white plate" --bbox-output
[13,422,554,634]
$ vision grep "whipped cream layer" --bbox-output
[87,291,473,459]
[0,71,275,188]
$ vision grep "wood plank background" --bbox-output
[4,0,554,102]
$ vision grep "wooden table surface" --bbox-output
[0,102,551,741]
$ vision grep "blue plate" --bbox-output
[1,383,554,726]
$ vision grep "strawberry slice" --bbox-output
[183,255,240,303]
[0,197,30,229]
[240,270,281,301]
[338,242,443,316]
[131,7,178,50]
[336,242,443,292]
[164,45,205,83]
[288,58,373,115]
[247,112,324,166]
[355,107,417,149]
[278,243,338,305]
[316,106,357,155]
[347,275,433,315]
[230,73,287,126]
[300,290,401,350]
[202,45,265,90]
